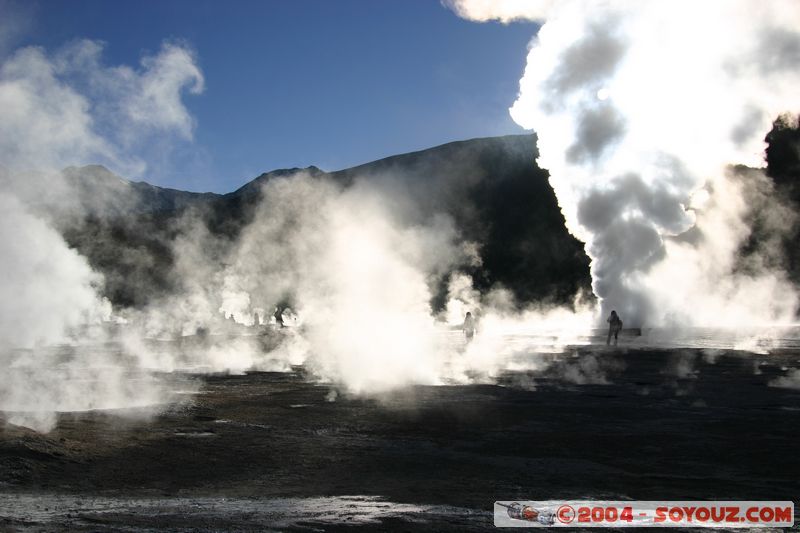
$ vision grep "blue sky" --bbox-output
[9,1,537,192]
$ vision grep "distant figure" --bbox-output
[282,307,298,326]
[253,312,261,327]
[463,311,476,341]
[274,307,285,328]
[607,310,623,346]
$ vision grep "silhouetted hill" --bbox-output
[762,114,800,284]
[62,165,218,216]
[228,166,326,199]
[60,135,592,309]
[328,135,591,305]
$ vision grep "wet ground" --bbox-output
[1,346,799,531]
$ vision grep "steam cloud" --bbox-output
[121,169,591,394]
[0,38,204,431]
[447,0,800,327]
[441,0,557,24]
[215,176,455,392]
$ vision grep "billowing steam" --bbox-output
[119,169,585,394]
[216,176,454,392]
[0,193,109,349]
[0,38,203,431]
[442,0,557,24]
[447,0,800,326]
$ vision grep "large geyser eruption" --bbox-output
[446,0,800,327]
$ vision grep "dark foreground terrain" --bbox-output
[1,347,799,531]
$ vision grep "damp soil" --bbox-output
[1,347,798,531]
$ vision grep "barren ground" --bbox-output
[1,347,798,531]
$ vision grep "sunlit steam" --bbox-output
[447,0,800,327]
[441,0,557,24]
[117,167,596,399]
[0,39,203,431]
[207,175,452,392]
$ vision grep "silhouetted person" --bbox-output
[607,310,623,346]
[274,307,285,328]
[463,311,476,341]
[253,312,261,327]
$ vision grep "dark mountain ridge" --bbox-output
[49,116,800,316]
[60,134,592,309]
[62,164,218,216]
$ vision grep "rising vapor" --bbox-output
[447,0,800,327]
[441,0,555,24]
[0,38,204,431]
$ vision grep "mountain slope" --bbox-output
[60,134,592,309]
[62,164,219,216]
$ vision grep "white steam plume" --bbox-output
[119,168,598,396]
[149,173,468,392]
[442,0,554,23]
[0,39,203,177]
[0,194,110,349]
[0,38,204,431]
[449,0,800,327]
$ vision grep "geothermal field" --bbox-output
[1,331,800,530]
[2,0,800,531]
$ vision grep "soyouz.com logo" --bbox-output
[493,501,794,527]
